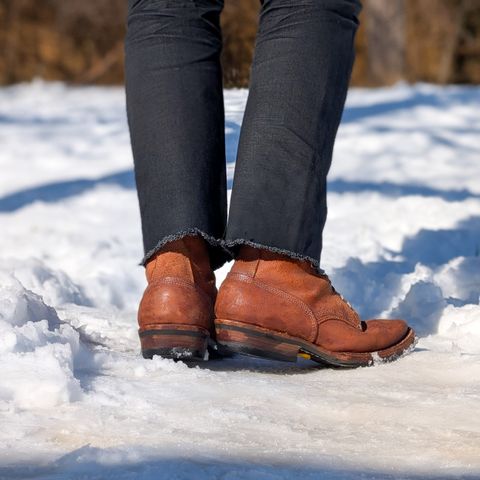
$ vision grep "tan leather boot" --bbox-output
[215,246,416,367]
[138,235,217,361]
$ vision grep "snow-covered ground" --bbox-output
[0,80,479,479]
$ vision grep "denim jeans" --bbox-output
[124,0,361,272]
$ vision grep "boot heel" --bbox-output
[215,319,300,362]
[139,325,209,361]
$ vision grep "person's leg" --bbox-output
[225,0,361,272]
[215,0,416,367]
[124,0,230,271]
[124,0,229,360]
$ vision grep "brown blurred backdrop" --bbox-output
[0,0,479,87]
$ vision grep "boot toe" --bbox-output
[367,318,410,351]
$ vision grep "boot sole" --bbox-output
[215,319,417,368]
[139,325,211,362]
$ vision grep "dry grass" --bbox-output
[0,0,479,86]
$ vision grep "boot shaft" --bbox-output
[230,245,332,299]
[145,235,216,301]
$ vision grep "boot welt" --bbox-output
[215,319,417,368]
[139,324,211,362]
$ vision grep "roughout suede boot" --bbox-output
[215,246,416,367]
[138,235,217,361]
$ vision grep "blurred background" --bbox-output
[0,0,479,88]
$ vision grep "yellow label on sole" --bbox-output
[298,353,311,360]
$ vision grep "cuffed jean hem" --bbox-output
[224,238,325,275]
[140,228,233,271]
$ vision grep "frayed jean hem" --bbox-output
[224,238,325,275]
[140,228,233,270]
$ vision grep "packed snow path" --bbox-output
[0,81,479,479]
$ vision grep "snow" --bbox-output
[0,80,479,479]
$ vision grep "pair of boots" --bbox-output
[138,236,415,367]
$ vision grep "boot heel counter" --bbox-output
[214,275,246,321]
[215,274,273,327]
[138,279,212,331]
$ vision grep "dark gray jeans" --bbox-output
[124,0,361,272]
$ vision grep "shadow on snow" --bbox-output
[1,445,479,480]
[1,173,479,213]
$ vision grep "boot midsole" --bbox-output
[215,319,416,367]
